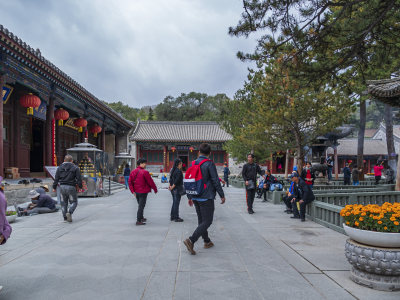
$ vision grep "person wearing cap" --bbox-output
[36,185,49,195]
[22,190,56,216]
[289,172,315,222]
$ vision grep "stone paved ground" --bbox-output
[0,187,399,300]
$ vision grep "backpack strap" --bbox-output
[198,159,210,166]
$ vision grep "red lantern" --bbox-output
[19,93,41,115]
[90,125,102,137]
[189,146,194,152]
[74,118,87,132]
[54,108,69,126]
[171,146,176,152]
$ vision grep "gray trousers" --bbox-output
[60,185,78,217]
[28,207,56,215]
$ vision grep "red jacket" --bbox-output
[128,167,158,194]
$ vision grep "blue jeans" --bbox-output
[170,189,182,220]
[327,167,333,181]
[124,176,129,188]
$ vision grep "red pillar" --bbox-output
[0,75,4,177]
[45,96,54,166]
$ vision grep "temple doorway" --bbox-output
[30,119,44,172]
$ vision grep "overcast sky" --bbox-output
[2,0,257,107]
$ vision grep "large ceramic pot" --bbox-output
[343,224,400,248]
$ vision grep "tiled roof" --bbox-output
[326,139,387,156]
[0,24,132,129]
[364,129,378,138]
[130,121,232,142]
[367,78,400,106]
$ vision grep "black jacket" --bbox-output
[294,178,315,204]
[242,163,263,183]
[53,162,83,189]
[343,167,351,178]
[36,194,56,210]
[300,168,316,184]
[191,155,224,200]
[123,167,131,176]
[169,168,183,188]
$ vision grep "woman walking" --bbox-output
[128,159,158,226]
[123,164,131,189]
[169,158,184,222]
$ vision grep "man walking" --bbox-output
[53,155,82,222]
[223,163,230,187]
[183,143,225,255]
[242,154,263,214]
[128,158,158,226]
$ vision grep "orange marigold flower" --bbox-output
[346,221,350,225]
[378,221,382,224]
[384,226,388,230]
[355,222,359,227]
[394,221,399,226]
[359,217,364,221]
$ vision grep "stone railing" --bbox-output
[306,191,400,234]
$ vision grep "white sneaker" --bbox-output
[66,213,72,223]
[0,286,3,292]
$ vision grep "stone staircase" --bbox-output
[102,178,126,195]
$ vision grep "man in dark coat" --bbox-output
[290,173,315,222]
[343,163,351,185]
[183,143,225,255]
[242,154,264,214]
[222,163,230,187]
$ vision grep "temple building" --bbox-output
[0,25,133,178]
[130,121,232,173]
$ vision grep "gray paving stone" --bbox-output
[0,187,398,299]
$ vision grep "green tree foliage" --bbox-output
[223,59,353,168]
[154,92,230,122]
[148,107,154,121]
[105,101,140,122]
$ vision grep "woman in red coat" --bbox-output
[128,158,158,225]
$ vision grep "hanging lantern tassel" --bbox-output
[78,127,83,133]
[58,119,63,126]
[28,107,33,115]
[94,132,98,137]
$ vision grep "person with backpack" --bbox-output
[242,154,263,214]
[261,169,277,202]
[128,158,158,226]
[222,163,230,187]
[53,154,82,223]
[290,172,315,222]
[183,143,225,255]
[169,158,184,222]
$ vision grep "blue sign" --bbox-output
[2,85,13,104]
[33,100,47,120]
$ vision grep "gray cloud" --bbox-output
[1,0,256,107]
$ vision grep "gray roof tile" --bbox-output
[131,121,232,142]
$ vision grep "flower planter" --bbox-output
[6,214,17,223]
[343,224,400,248]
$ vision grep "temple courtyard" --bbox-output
[0,187,399,300]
